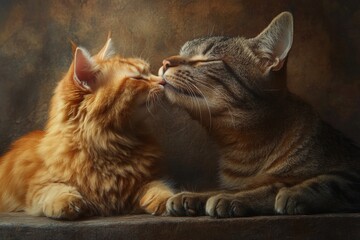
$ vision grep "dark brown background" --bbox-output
[0,0,359,189]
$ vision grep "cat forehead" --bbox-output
[102,57,149,73]
[125,58,150,69]
[180,36,240,56]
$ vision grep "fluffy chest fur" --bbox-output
[0,38,173,219]
[38,136,161,215]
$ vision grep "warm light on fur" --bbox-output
[0,38,173,219]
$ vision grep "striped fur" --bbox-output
[0,38,173,219]
[161,12,360,217]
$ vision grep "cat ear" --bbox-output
[69,39,78,55]
[249,12,293,73]
[96,33,114,60]
[73,47,97,92]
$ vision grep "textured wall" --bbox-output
[0,0,359,189]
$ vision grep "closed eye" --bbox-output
[191,59,223,67]
[130,76,145,80]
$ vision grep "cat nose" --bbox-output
[162,59,171,72]
[162,55,186,72]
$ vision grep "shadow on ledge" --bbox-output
[0,212,359,240]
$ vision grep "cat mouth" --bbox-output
[162,77,203,98]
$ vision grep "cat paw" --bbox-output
[43,190,85,220]
[275,187,309,215]
[140,188,173,216]
[166,192,206,216]
[205,194,250,218]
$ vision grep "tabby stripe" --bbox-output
[202,42,215,55]
[222,167,255,178]
[222,61,261,100]
[264,134,306,172]
[204,72,248,108]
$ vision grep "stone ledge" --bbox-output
[0,212,359,240]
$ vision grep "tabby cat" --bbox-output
[0,37,173,219]
[159,12,360,217]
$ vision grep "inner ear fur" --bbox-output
[249,11,293,73]
[73,47,97,92]
[95,33,115,61]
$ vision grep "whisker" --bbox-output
[208,25,216,37]
[176,81,203,123]
[146,88,165,117]
[187,81,212,130]
[194,80,238,128]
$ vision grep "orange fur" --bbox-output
[0,38,173,219]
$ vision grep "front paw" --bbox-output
[275,187,309,215]
[140,189,173,216]
[166,192,207,216]
[205,194,250,218]
[43,190,85,220]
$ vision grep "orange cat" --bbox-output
[0,37,173,219]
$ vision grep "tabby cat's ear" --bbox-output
[249,12,293,73]
[95,34,114,60]
[73,47,97,92]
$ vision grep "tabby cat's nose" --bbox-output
[162,59,171,72]
[162,56,186,72]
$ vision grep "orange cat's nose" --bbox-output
[151,75,166,85]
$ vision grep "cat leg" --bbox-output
[139,180,174,215]
[275,172,360,214]
[205,183,285,218]
[166,191,225,216]
[26,183,86,220]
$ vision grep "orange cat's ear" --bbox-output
[249,12,293,73]
[73,47,97,92]
[95,33,114,60]
[69,39,78,55]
